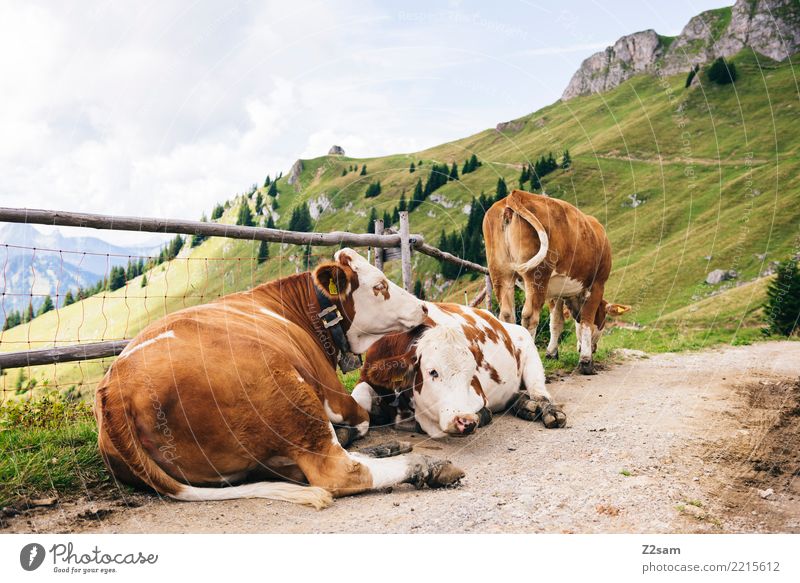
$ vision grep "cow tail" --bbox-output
[505,190,550,273]
[97,376,333,509]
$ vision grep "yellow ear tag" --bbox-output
[328,280,339,295]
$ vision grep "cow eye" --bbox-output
[373,282,386,292]
[428,369,438,379]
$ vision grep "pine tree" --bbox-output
[302,244,313,270]
[288,203,313,232]
[267,181,278,197]
[168,235,184,259]
[366,208,378,234]
[398,192,407,213]
[341,168,347,176]
[496,177,508,199]
[108,266,126,291]
[266,215,276,229]
[360,164,367,175]
[257,240,269,264]
[255,193,264,215]
[264,175,271,187]
[519,164,530,187]
[561,149,572,169]
[211,203,224,221]
[764,259,800,336]
[365,181,382,198]
[410,178,424,211]
[392,205,400,225]
[448,161,459,181]
[383,210,392,228]
[237,203,255,227]
[141,274,148,288]
[37,294,54,316]
[409,162,415,173]
[63,290,75,306]
[191,213,209,247]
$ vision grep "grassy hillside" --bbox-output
[1,49,798,399]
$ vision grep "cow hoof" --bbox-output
[541,404,567,429]
[425,459,465,489]
[357,441,413,458]
[408,456,465,489]
[545,350,559,360]
[478,407,493,428]
[578,360,596,375]
[334,425,358,448]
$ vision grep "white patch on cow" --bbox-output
[349,452,411,489]
[580,323,593,361]
[118,330,175,360]
[260,308,290,323]
[352,382,376,413]
[546,273,584,299]
[323,400,344,424]
[335,249,426,354]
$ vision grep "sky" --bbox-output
[0,0,731,244]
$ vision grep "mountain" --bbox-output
[0,223,161,321]
[562,0,800,99]
[1,2,798,396]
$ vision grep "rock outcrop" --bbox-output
[328,145,345,156]
[287,159,304,186]
[562,0,800,100]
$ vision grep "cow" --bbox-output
[95,249,464,510]
[483,189,630,374]
[351,302,566,438]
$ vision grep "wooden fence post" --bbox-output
[399,211,412,292]
[485,273,493,312]
[374,218,384,272]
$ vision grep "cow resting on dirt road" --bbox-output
[483,190,630,374]
[352,302,566,438]
[95,249,464,510]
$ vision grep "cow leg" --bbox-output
[520,270,549,339]
[355,441,412,458]
[509,324,566,429]
[294,425,464,498]
[545,298,564,360]
[492,271,517,324]
[577,284,604,375]
[321,388,371,446]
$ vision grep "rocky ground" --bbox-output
[7,341,800,534]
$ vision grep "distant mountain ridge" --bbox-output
[562,0,800,99]
[0,223,160,321]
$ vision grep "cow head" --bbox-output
[411,325,486,438]
[591,300,632,352]
[312,248,427,354]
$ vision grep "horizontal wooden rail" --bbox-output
[0,207,422,249]
[413,241,489,274]
[0,340,130,370]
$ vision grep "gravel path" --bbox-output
[11,341,800,534]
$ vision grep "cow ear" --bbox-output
[606,303,631,317]
[313,262,351,299]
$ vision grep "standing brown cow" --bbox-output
[483,190,630,374]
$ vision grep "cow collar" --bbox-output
[314,287,363,373]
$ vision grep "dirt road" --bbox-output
[9,341,800,534]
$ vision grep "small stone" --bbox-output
[759,488,774,499]
[29,497,57,508]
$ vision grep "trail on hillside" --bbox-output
[7,342,800,534]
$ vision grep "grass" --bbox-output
[0,393,108,508]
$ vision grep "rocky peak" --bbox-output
[287,159,304,187]
[328,145,345,155]
[561,0,800,100]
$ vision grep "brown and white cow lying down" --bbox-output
[352,302,567,438]
[483,189,630,375]
[95,249,464,509]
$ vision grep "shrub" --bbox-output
[0,389,93,431]
[707,57,737,85]
[764,259,800,336]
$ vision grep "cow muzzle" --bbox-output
[451,413,480,435]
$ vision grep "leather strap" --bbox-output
[314,287,363,373]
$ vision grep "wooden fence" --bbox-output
[0,206,492,370]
